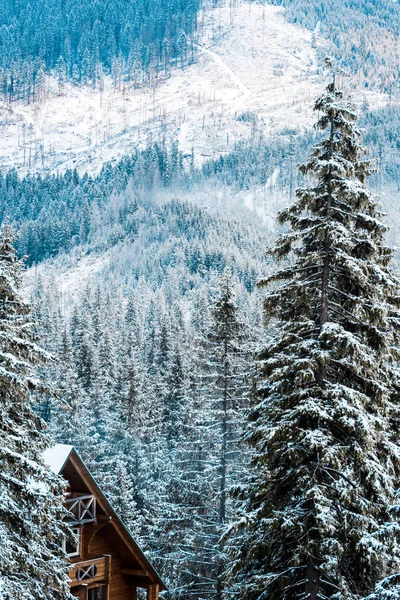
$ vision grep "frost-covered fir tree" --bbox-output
[175,270,250,600]
[206,269,250,600]
[0,224,71,600]
[225,71,400,600]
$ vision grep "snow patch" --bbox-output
[0,1,328,175]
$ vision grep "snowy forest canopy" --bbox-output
[271,0,400,90]
[2,0,400,597]
[1,101,400,266]
[0,0,201,101]
[1,0,400,102]
[1,73,399,600]
[4,90,396,598]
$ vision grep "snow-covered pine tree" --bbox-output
[174,269,250,600]
[47,327,90,453]
[224,71,400,599]
[0,224,71,600]
[206,269,250,600]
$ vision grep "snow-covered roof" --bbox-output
[43,444,74,474]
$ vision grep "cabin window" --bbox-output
[88,586,107,600]
[62,527,80,557]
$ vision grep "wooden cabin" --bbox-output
[43,444,165,600]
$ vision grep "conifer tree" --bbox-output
[225,69,400,600]
[207,270,250,600]
[174,270,249,600]
[0,224,71,600]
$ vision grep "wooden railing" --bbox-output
[69,556,111,587]
[65,495,96,525]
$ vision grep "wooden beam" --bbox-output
[104,554,112,582]
[147,584,159,600]
[70,583,88,589]
[121,568,149,577]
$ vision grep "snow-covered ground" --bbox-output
[0,1,338,176]
[25,249,111,313]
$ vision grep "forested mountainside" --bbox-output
[0,137,301,265]
[3,0,400,598]
[0,1,322,176]
[275,0,400,90]
[29,197,268,599]
[1,94,393,596]
[2,0,400,104]
[1,101,400,267]
[0,0,201,102]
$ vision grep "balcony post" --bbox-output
[147,584,159,600]
[104,554,112,592]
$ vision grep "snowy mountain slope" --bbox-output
[0,2,340,176]
[24,196,270,310]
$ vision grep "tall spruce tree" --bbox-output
[0,224,72,600]
[173,270,250,600]
[224,70,400,599]
[208,270,250,600]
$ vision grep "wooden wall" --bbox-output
[77,522,136,600]
[71,589,86,600]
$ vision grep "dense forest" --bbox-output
[0,136,304,265]
[273,0,400,91]
[2,72,398,599]
[0,95,391,597]
[0,101,400,267]
[0,0,201,101]
[29,196,268,598]
[2,0,399,101]
[2,0,400,596]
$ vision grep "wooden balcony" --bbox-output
[65,495,96,525]
[69,556,111,588]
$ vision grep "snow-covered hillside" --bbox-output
[0,2,328,176]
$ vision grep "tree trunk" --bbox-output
[216,329,229,600]
[305,558,320,600]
